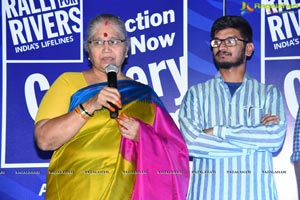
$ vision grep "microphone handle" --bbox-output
[107,72,118,119]
[109,104,119,119]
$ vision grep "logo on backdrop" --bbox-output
[4,0,82,59]
[240,2,255,15]
[240,1,299,51]
[240,1,298,15]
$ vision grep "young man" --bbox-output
[179,16,287,200]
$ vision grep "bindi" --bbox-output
[104,20,109,25]
[103,32,108,37]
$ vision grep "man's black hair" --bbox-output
[210,16,253,42]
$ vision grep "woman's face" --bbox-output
[88,21,128,74]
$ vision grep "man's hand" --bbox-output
[261,113,280,125]
[203,128,214,135]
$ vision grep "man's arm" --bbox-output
[179,86,252,159]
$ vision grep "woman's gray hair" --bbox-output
[84,14,130,52]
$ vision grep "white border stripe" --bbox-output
[6,60,83,63]
[261,5,266,84]
[1,0,83,169]
[184,0,187,65]
[264,56,300,60]
[1,0,7,169]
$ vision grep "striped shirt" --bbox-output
[291,105,300,162]
[179,73,287,200]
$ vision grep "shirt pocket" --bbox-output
[243,105,264,126]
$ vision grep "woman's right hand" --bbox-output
[84,86,122,114]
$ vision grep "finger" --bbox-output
[122,113,130,118]
[120,128,132,140]
[117,118,131,129]
[117,113,130,123]
[261,115,280,124]
[116,115,129,128]
[260,113,271,122]
[99,88,122,109]
[268,116,280,124]
[265,116,279,122]
[106,103,118,112]
[102,87,121,97]
[102,87,122,101]
[107,99,122,109]
[105,98,122,109]
[118,113,129,119]
[119,125,129,133]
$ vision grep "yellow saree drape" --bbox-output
[46,101,155,200]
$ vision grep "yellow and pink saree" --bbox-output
[44,79,190,200]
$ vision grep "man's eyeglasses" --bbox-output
[88,39,126,47]
[210,37,248,48]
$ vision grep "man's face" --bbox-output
[211,28,247,70]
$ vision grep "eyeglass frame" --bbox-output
[88,39,126,47]
[210,37,248,48]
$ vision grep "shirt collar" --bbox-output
[215,72,250,83]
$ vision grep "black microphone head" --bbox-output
[105,64,119,74]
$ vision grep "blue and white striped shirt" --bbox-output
[291,105,300,162]
[179,73,287,200]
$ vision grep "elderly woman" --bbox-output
[34,14,189,200]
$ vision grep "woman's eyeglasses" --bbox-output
[88,39,126,47]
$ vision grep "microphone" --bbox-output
[105,64,119,119]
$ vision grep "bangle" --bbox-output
[74,106,90,120]
[79,104,94,117]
